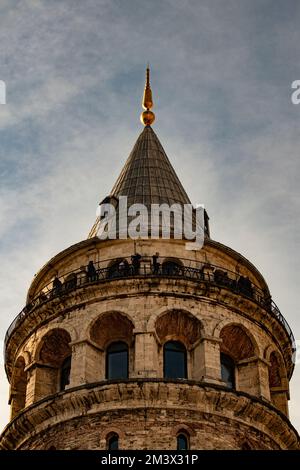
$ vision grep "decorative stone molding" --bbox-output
[0,380,299,450]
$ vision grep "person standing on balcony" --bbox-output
[87,260,97,281]
[52,277,62,296]
[152,253,160,274]
[131,253,141,275]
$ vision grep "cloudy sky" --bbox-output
[0,0,299,435]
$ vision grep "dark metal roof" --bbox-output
[88,125,192,238]
[110,125,191,207]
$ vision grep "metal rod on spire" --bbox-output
[146,65,150,88]
[140,66,155,126]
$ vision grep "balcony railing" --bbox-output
[4,256,296,364]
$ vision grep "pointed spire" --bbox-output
[88,126,191,238]
[140,66,155,126]
[110,126,190,207]
[88,68,211,240]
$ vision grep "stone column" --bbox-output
[24,364,35,406]
[193,335,223,384]
[25,363,58,403]
[236,357,262,397]
[270,378,289,417]
[133,331,158,378]
[257,357,271,401]
[9,387,24,420]
[69,340,104,387]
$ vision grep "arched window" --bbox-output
[107,433,119,450]
[60,356,71,391]
[37,329,71,400]
[269,352,282,388]
[177,433,189,450]
[164,341,187,379]
[221,353,235,389]
[106,341,128,380]
[162,260,182,276]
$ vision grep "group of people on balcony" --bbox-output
[38,255,182,299]
[214,269,254,298]
[108,254,183,278]
[26,255,256,311]
[51,261,98,295]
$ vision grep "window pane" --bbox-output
[60,356,71,391]
[107,342,128,379]
[221,353,235,389]
[177,434,188,450]
[164,341,187,379]
[108,435,119,450]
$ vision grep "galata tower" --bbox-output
[1,69,299,451]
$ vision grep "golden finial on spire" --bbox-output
[140,65,155,126]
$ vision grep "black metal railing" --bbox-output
[4,256,296,363]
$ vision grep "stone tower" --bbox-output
[1,69,299,450]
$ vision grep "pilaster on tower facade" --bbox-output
[1,69,299,450]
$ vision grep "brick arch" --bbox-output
[264,346,288,388]
[99,426,125,450]
[33,323,76,361]
[264,344,285,365]
[89,311,134,349]
[268,350,288,414]
[213,320,260,358]
[100,426,125,440]
[219,324,257,361]
[155,309,203,348]
[32,329,72,401]
[171,423,196,437]
[268,350,286,388]
[147,307,206,336]
[37,328,72,367]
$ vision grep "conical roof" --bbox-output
[111,126,191,207]
[88,125,191,238]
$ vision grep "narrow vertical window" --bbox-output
[220,353,235,389]
[107,433,119,450]
[164,341,187,379]
[60,356,71,391]
[177,433,189,450]
[106,341,128,379]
